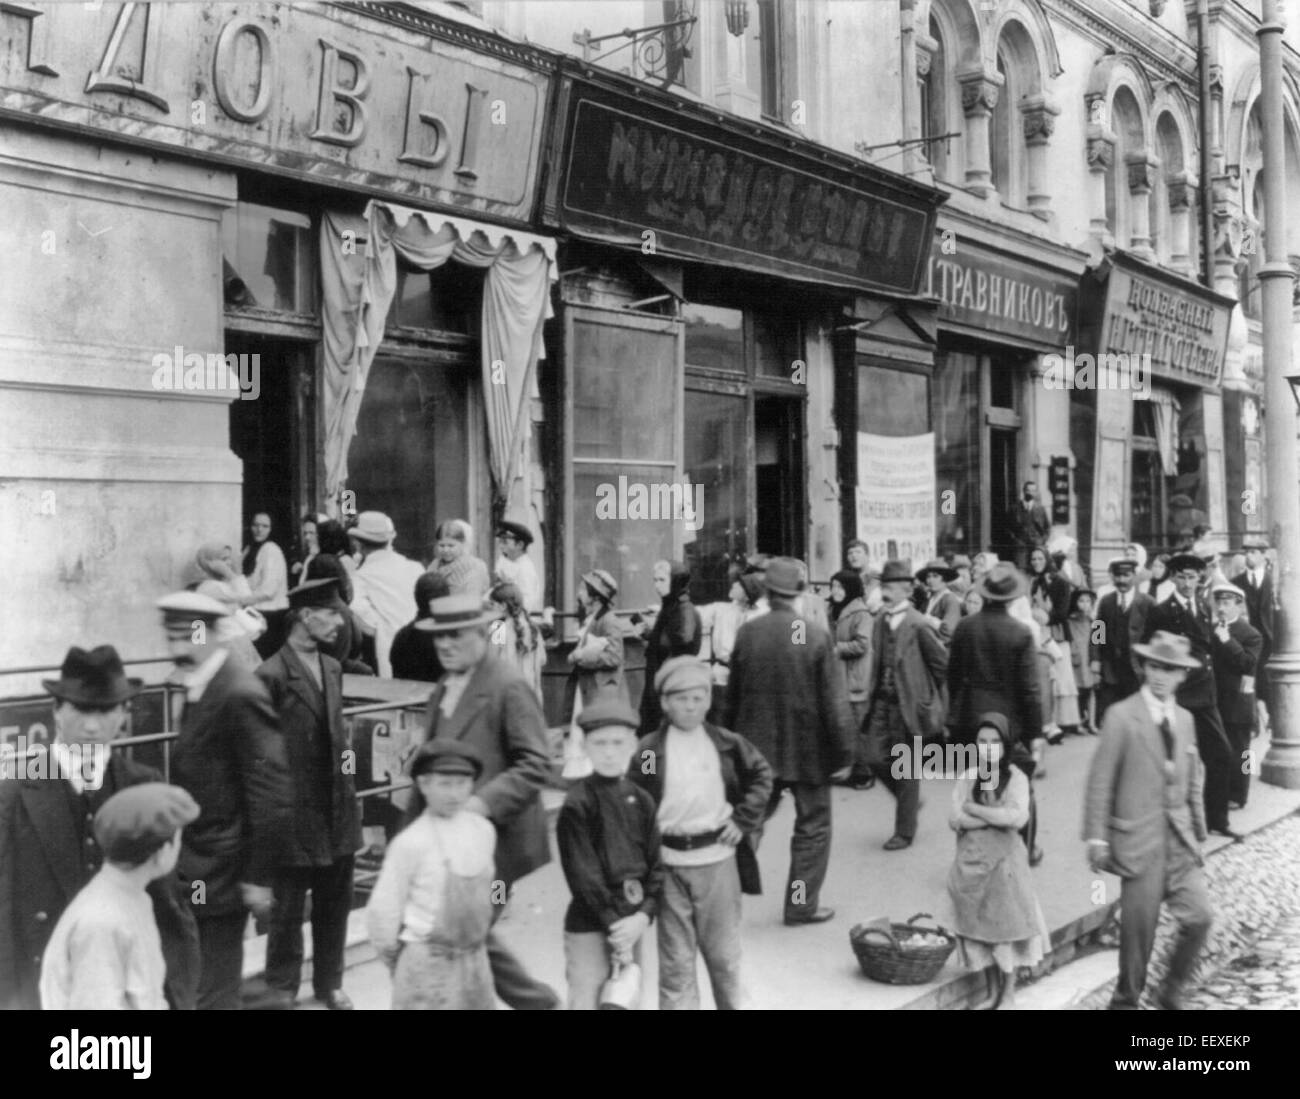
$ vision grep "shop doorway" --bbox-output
[989,427,1018,561]
[755,395,805,562]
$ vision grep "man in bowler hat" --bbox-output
[256,578,362,1010]
[0,645,200,1009]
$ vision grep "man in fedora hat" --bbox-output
[348,511,424,678]
[1091,557,1156,723]
[255,579,362,1010]
[158,592,293,1009]
[413,593,559,1009]
[0,645,200,1010]
[494,517,542,614]
[1231,535,1274,734]
[723,556,855,925]
[860,561,949,850]
[946,563,1045,861]
[1141,554,1238,840]
[1084,632,1212,1010]
[915,559,962,644]
[1208,581,1263,811]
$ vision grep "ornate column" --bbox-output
[1124,151,1157,260]
[958,68,1003,198]
[913,19,939,176]
[1166,171,1196,276]
[1211,170,1244,299]
[1084,106,1116,250]
[1020,94,1059,221]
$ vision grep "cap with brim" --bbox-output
[413,594,503,633]
[916,559,957,583]
[1107,557,1139,574]
[410,737,484,779]
[580,569,619,604]
[348,511,397,545]
[654,656,712,697]
[495,520,534,547]
[763,557,805,597]
[1211,581,1246,601]
[1132,631,1201,670]
[94,782,200,865]
[287,577,345,611]
[878,560,914,584]
[1167,553,1208,575]
[576,691,641,733]
[42,645,143,707]
[157,591,231,624]
[978,563,1029,603]
[1240,536,1270,551]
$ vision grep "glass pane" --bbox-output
[989,355,1018,409]
[683,303,744,373]
[572,465,676,612]
[858,365,929,436]
[346,358,470,564]
[572,316,676,461]
[935,351,979,556]
[685,390,748,604]
[221,202,314,313]
[755,312,802,378]
[1171,393,1207,545]
[390,263,481,333]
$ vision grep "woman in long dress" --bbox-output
[947,711,1050,1010]
[242,511,290,658]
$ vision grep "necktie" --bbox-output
[1158,716,1176,762]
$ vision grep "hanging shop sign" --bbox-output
[545,67,944,295]
[0,2,551,223]
[1048,456,1071,525]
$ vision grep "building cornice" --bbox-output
[1047,0,1197,89]
[935,197,1091,276]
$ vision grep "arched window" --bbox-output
[920,15,949,180]
[990,22,1038,209]
[1110,87,1145,248]
[1152,113,1184,268]
[990,51,1011,199]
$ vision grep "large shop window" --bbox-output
[222,202,315,314]
[565,307,682,612]
[935,350,979,556]
[1130,387,1208,554]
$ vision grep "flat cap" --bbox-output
[654,655,712,697]
[410,737,484,779]
[156,591,231,623]
[576,691,641,733]
[94,783,199,865]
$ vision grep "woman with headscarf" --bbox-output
[489,581,545,703]
[430,519,490,597]
[564,569,627,778]
[305,553,375,675]
[699,567,768,722]
[243,511,290,658]
[637,560,702,734]
[187,540,263,671]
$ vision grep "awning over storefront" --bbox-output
[320,201,557,508]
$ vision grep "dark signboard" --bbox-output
[1049,456,1071,525]
[549,74,943,295]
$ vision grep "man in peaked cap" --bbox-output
[157,592,294,1010]
[1091,556,1157,723]
[0,645,200,1010]
[255,579,362,1010]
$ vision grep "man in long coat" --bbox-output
[1091,556,1156,721]
[159,592,294,1010]
[0,645,199,1010]
[1231,535,1274,733]
[1208,581,1263,811]
[723,557,855,926]
[414,594,558,1009]
[256,578,362,1010]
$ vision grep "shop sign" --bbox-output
[1048,456,1070,524]
[0,2,548,223]
[925,240,1077,348]
[552,80,942,295]
[855,432,936,568]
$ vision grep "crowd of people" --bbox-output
[0,495,1279,1012]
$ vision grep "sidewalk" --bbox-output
[250,735,1300,1009]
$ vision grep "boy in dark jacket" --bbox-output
[629,657,774,1010]
[557,692,663,1009]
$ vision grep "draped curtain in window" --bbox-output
[1149,387,1181,477]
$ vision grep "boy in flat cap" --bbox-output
[558,691,663,1009]
[631,656,773,1009]
[39,783,199,1010]
[366,738,497,1010]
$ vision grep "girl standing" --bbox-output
[828,569,873,785]
[1068,588,1099,734]
[489,581,545,703]
[431,519,491,597]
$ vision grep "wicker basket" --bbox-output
[849,913,957,985]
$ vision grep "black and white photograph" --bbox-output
[2,0,1300,1054]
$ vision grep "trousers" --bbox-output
[1189,704,1232,831]
[657,860,743,1010]
[761,781,832,920]
[196,912,247,1011]
[1224,721,1253,807]
[487,885,559,1010]
[266,855,354,997]
[863,696,920,839]
[564,933,645,1010]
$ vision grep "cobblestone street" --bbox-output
[1183,909,1300,1010]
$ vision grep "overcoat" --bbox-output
[946,604,1043,747]
[861,606,949,739]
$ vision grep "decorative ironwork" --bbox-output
[573,1,698,88]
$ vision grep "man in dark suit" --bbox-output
[415,593,557,1009]
[1084,632,1212,1010]
[1231,535,1273,733]
[1209,581,1263,811]
[256,579,362,1010]
[861,561,949,850]
[946,563,1045,861]
[723,557,855,925]
[1091,556,1155,721]
[0,645,199,1010]
[1140,554,1238,841]
[158,592,294,1010]
[1007,480,1050,570]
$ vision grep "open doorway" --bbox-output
[754,395,805,561]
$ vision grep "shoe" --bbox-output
[882,835,912,851]
[250,988,297,1011]
[1210,826,1244,843]
[784,907,835,926]
[1029,846,1044,867]
[316,989,355,1011]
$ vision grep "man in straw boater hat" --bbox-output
[1140,553,1238,841]
[156,591,294,1010]
[1090,555,1157,723]
[1084,632,1213,1010]
[255,578,362,1010]
[411,593,559,1008]
[1208,580,1263,812]
[0,645,200,1010]
[946,562,1045,863]
[347,510,424,678]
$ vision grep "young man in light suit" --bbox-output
[1083,632,1213,1011]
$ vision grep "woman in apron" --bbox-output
[946,712,1050,1010]
[366,738,497,1010]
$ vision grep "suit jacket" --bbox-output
[629,722,774,894]
[420,653,551,888]
[1030,571,1074,642]
[921,589,963,645]
[0,754,200,1010]
[171,655,294,916]
[1231,567,1274,653]
[1142,595,1218,711]
[722,606,855,784]
[1082,692,1206,878]
[1211,617,1263,726]
[565,608,627,716]
[256,646,363,867]
[946,605,1043,747]
[1092,590,1155,689]
[1009,501,1050,549]
[862,607,949,739]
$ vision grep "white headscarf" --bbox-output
[1008,594,1044,646]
